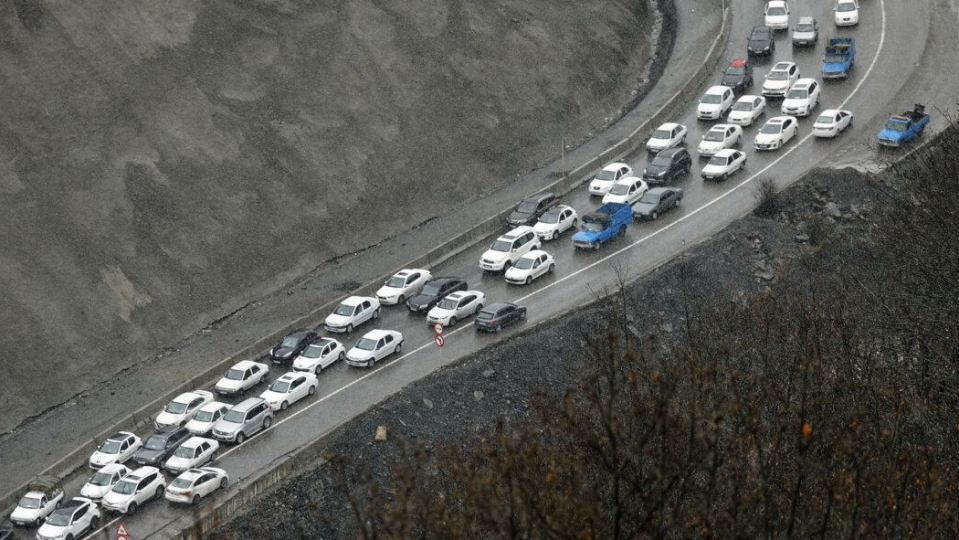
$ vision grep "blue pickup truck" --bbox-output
[572,203,631,251]
[877,104,930,148]
[821,37,855,79]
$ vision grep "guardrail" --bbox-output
[0,0,731,519]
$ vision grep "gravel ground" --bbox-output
[212,163,886,539]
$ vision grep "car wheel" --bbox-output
[315,365,322,375]
[192,494,201,506]
[90,516,99,529]
[368,358,375,368]
[476,303,483,313]
[572,218,578,228]
[263,416,273,428]
[308,385,316,396]
[617,225,626,237]
[495,324,502,333]
[551,230,559,241]
[525,276,532,285]
[395,342,403,354]
[156,485,165,499]
[740,161,746,171]
[503,261,511,271]
[280,401,289,411]
[66,535,74,540]
[220,477,228,489]
[449,316,457,327]
[684,164,691,175]
[592,241,600,251]
[127,502,138,516]
[675,198,681,208]
[548,263,555,274]
[373,309,380,319]
[34,518,42,527]
[520,310,527,321]
[736,135,742,146]
[346,323,353,333]
[236,432,246,444]
[652,211,659,220]
[397,295,405,305]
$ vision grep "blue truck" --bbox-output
[877,104,930,148]
[572,203,631,251]
[821,37,855,79]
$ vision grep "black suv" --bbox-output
[133,425,191,466]
[747,26,775,56]
[269,329,317,364]
[642,147,692,185]
[407,277,467,313]
[506,193,560,226]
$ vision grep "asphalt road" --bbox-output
[7,0,959,538]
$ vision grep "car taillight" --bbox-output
[490,319,498,325]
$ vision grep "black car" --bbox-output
[506,192,560,226]
[721,58,753,93]
[747,26,775,56]
[133,425,191,466]
[269,329,317,364]
[474,302,527,332]
[642,147,691,185]
[0,525,12,540]
[407,277,467,313]
[632,187,684,221]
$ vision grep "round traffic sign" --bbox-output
[434,335,445,347]
[434,323,444,335]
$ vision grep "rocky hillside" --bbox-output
[0,0,655,432]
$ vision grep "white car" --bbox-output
[697,124,744,157]
[427,290,486,327]
[764,0,790,30]
[260,372,318,411]
[762,62,800,99]
[36,497,101,540]
[89,431,142,469]
[727,95,766,126]
[10,486,63,527]
[754,116,799,150]
[479,226,541,272]
[697,86,735,120]
[505,250,556,286]
[346,330,404,368]
[645,123,687,152]
[165,467,230,505]
[602,177,649,205]
[101,466,166,515]
[812,109,854,138]
[81,463,130,501]
[324,296,381,333]
[292,337,346,374]
[155,390,214,429]
[834,0,859,26]
[164,436,219,474]
[588,163,633,196]
[781,78,821,117]
[700,149,747,182]
[375,268,432,305]
[214,360,269,396]
[534,205,578,241]
[185,402,231,436]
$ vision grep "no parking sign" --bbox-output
[435,335,445,347]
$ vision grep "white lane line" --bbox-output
[88,2,888,537]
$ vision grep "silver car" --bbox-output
[211,398,273,444]
[792,17,818,47]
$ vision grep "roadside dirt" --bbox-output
[0,0,659,432]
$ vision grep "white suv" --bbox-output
[780,78,820,116]
[101,466,166,515]
[697,86,735,120]
[479,226,541,272]
[36,497,101,540]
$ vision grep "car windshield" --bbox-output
[651,154,673,166]
[651,129,671,139]
[172,478,193,489]
[194,409,216,422]
[302,344,323,358]
[815,114,834,125]
[90,471,115,486]
[281,336,300,348]
[796,23,814,32]
[437,298,458,310]
[333,304,355,316]
[112,480,137,495]
[145,435,167,451]
[767,71,789,81]
[595,169,616,181]
[491,239,512,252]
[225,368,244,381]
[99,439,122,454]
[704,130,725,142]
[517,201,537,213]
[726,66,745,76]
[708,155,730,166]
[165,401,189,414]
[223,409,246,423]
[767,7,786,16]
[761,123,784,134]
[751,31,768,41]
[355,338,377,351]
[421,283,442,296]
[787,88,808,99]
[539,210,561,224]
[609,183,632,195]
[174,446,195,458]
[18,496,41,509]
[583,222,605,232]
[884,120,906,132]
[46,510,72,527]
[701,94,723,104]
[269,380,292,393]
[386,276,406,288]
[639,192,662,204]
[513,257,535,270]
[732,101,755,111]
[837,2,856,12]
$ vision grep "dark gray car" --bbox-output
[474,303,527,332]
[133,426,190,466]
[631,187,684,221]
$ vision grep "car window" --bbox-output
[385,335,394,344]
[362,301,371,310]
[75,506,87,520]
[376,339,385,350]
[120,440,129,451]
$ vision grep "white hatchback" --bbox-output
[645,123,687,152]
[834,0,859,26]
[324,296,381,333]
[534,205,578,241]
[764,0,790,29]
[697,124,744,157]
[505,250,556,286]
[588,162,632,196]
[727,95,766,126]
[697,86,735,120]
[292,337,346,374]
[602,177,648,205]
[376,268,432,306]
[812,109,854,138]
[165,467,229,505]
[754,116,799,150]
[260,372,319,411]
[427,290,487,327]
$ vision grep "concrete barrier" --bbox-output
[0,0,731,519]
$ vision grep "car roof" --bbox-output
[481,302,516,312]
[232,397,266,411]
[713,149,739,157]
[657,122,681,130]
[181,436,213,448]
[767,116,792,124]
[361,329,393,340]
[521,249,549,259]
[728,58,747,68]
[647,187,678,195]
[173,391,206,403]
[500,225,535,238]
[751,25,772,34]
[286,329,311,338]
[706,85,731,94]
[767,0,786,6]
[708,124,735,132]
[276,372,304,383]
[601,162,629,171]
[152,425,185,436]
[614,176,642,184]
[198,401,229,412]
[97,463,129,474]
[542,204,572,214]
[340,295,374,306]
[394,268,427,277]
[735,94,761,102]
[523,192,554,203]
[231,360,263,370]
[819,109,844,116]
[428,276,463,286]
[108,431,136,441]
[60,498,89,510]
[177,470,204,482]
[792,78,815,87]
[130,466,160,476]
[309,337,336,347]
[656,147,687,158]
[771,61,795,71]
[797,16,815,24]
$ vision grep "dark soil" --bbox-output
[0,0,663,431]
[212,163,887,539]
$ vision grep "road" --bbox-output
[6,0,959,537]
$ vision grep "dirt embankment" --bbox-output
[0,0,658,432]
